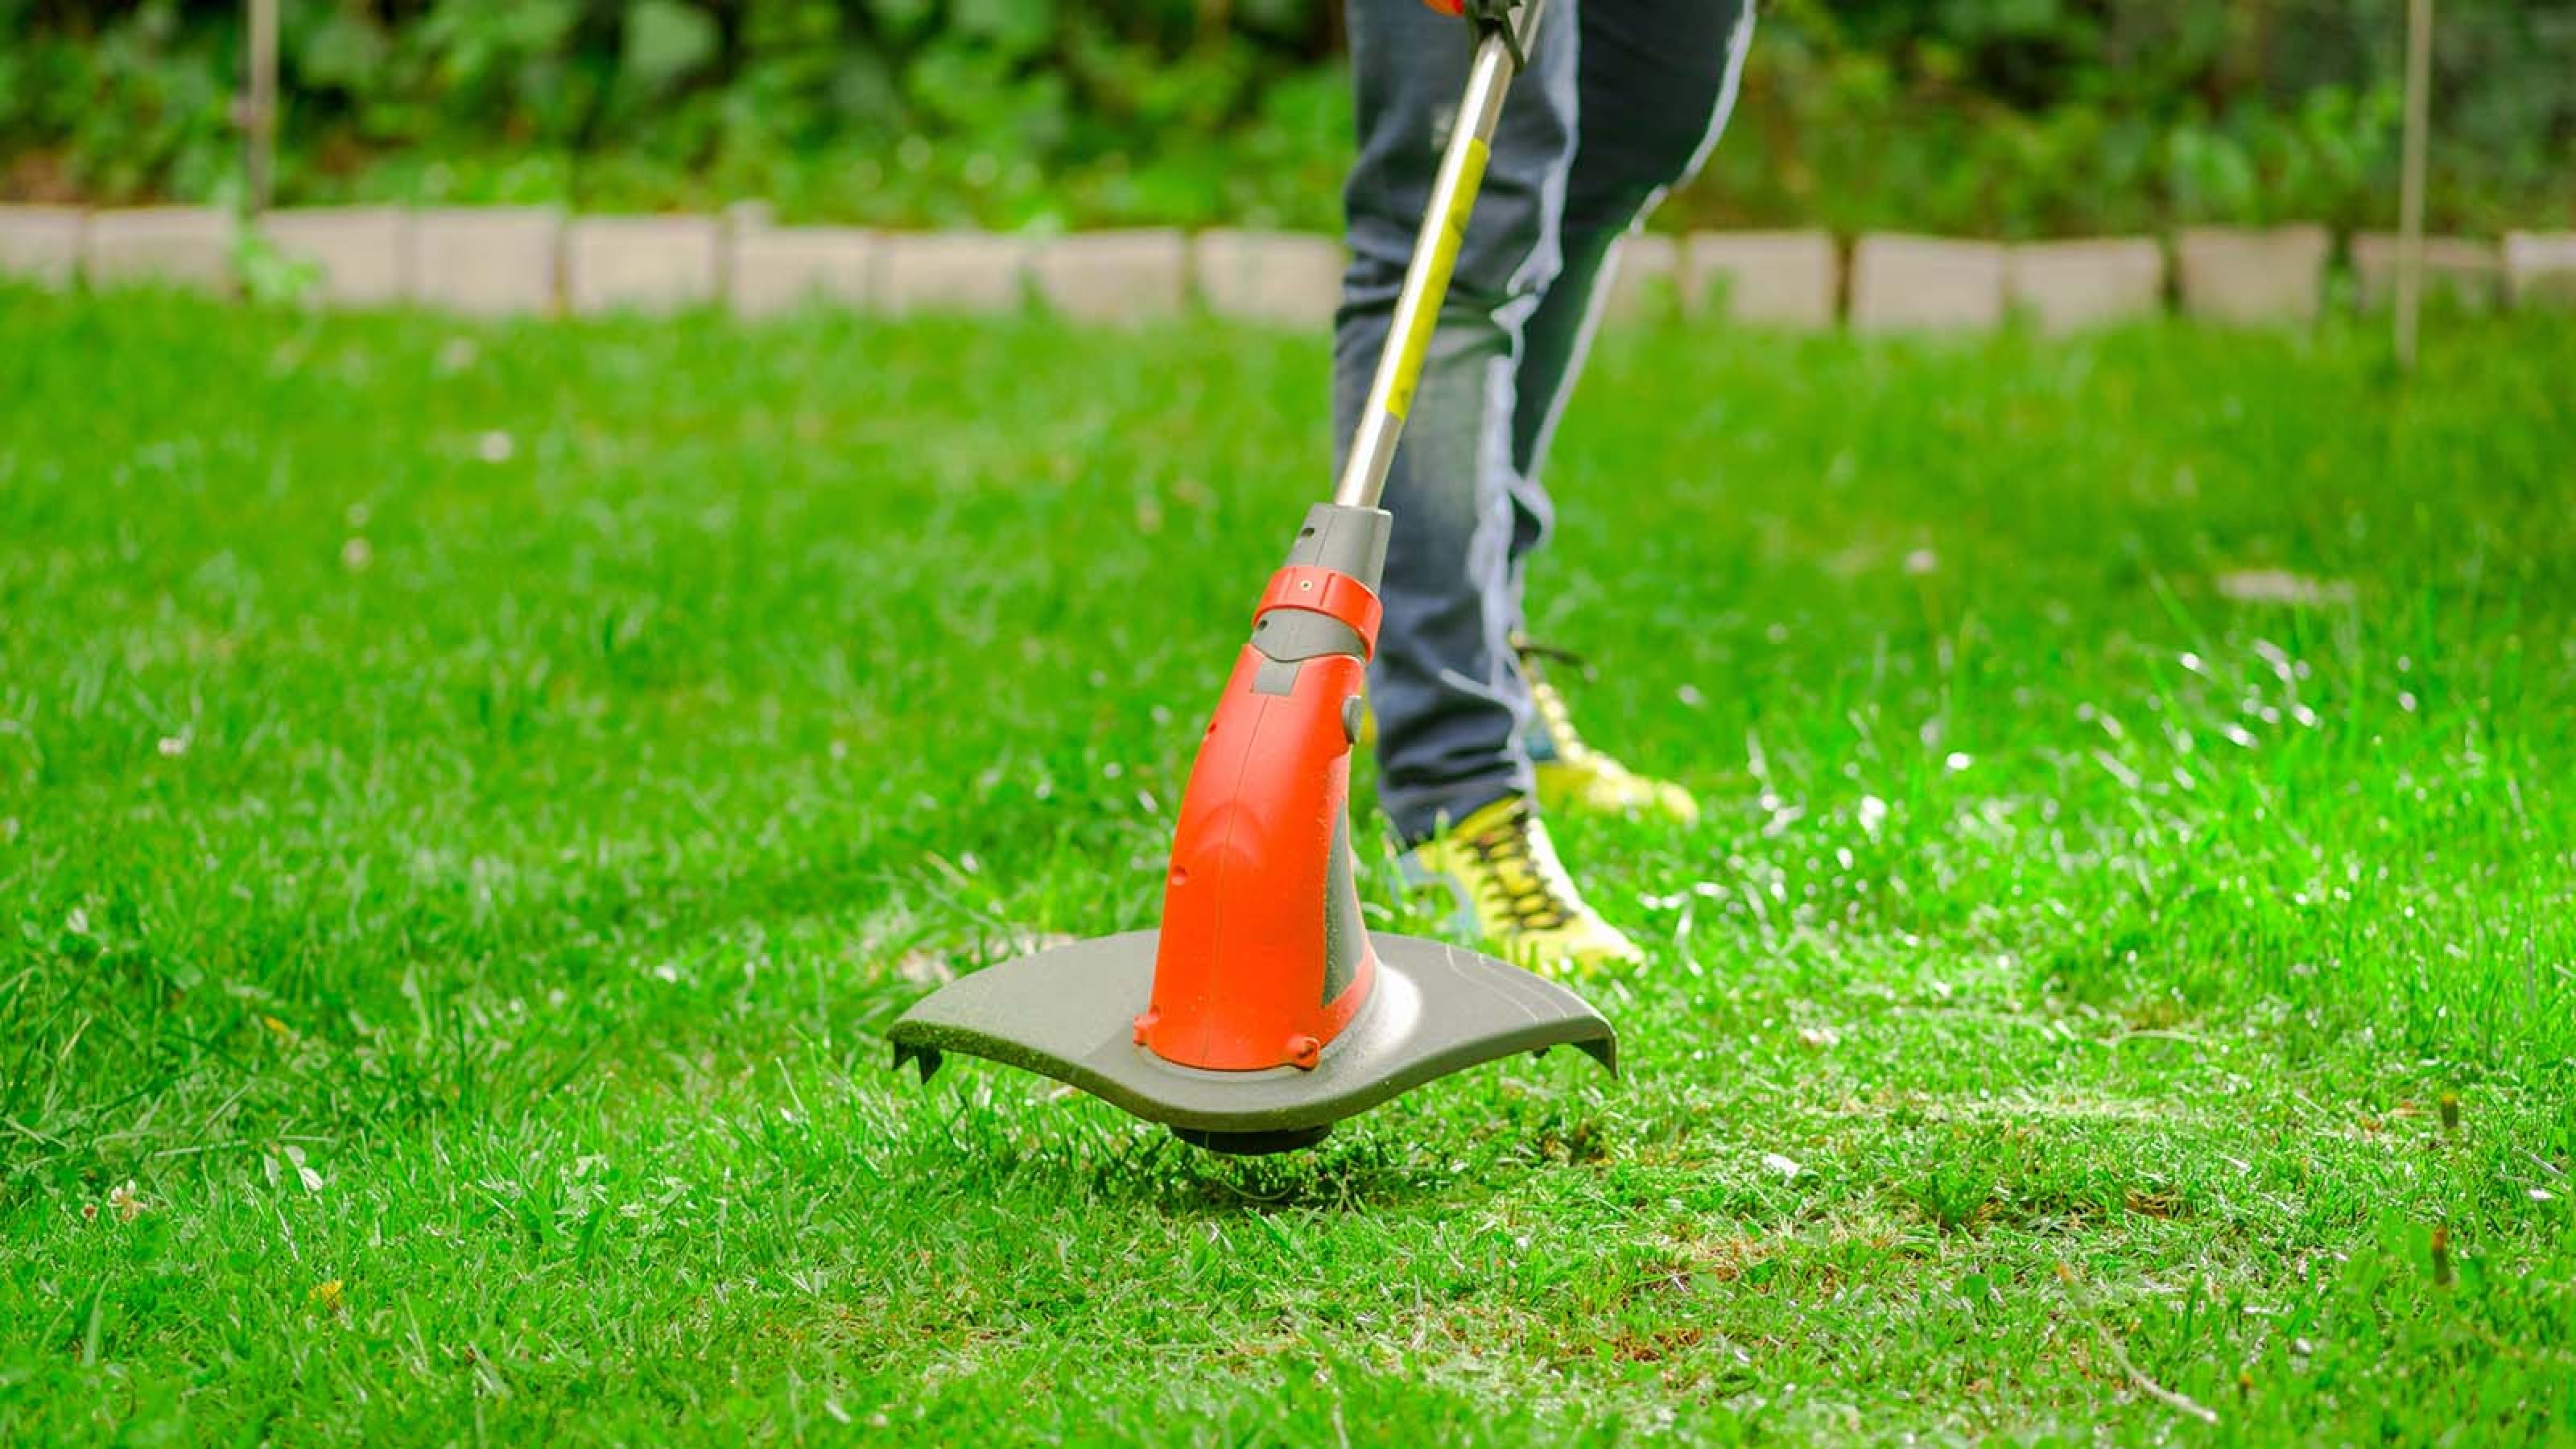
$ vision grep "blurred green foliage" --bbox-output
[1,0,2570,233]
[1703,0,2576,234]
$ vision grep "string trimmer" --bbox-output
[888,0,1614,1155]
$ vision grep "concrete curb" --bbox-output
[17,204,2571,333]
[2502,232,2576,310]
[260,206,413,306]
[0,204,87,288]
[2007,237,2165,333]
[1681,230,1837,329]
[1194,229,1344,328]
[877,231,1029,316]
[2177,225,2330,326]
[565,214,724,315]
[1851,233,2007,332]
[413,208,562,317]
[1030,229,1190,324]
[85,207,237,295]
[2348,233,2501,310]
[1604,232,1682,323]
[731,221,877,318]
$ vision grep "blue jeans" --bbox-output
[1335,0,1752,844]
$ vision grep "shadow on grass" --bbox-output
[877,1082,1553,1216]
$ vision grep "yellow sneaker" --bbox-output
[1397,795,1645,976]
[1518,638,1700,827]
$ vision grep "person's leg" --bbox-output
[1336,0,1580,845]
[1508,1,1756,559]
[1495,2,1752,827]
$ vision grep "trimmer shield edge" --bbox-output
[888,930,1615,1154]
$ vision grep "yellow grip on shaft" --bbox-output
[1385,136,1490,422]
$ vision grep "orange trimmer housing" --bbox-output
[1137,544,1388,1071]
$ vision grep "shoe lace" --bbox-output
[1457,799,1583,931]
[1513,635,1609,768]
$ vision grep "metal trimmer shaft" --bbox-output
[1331,0,1543,514]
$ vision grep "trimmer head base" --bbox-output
[1170,1124,1335,1157]
[887,929,1614,1144]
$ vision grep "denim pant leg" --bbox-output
[1511,2,1757,488]
[1335,0,1579,845]
[1337,0,1752,844]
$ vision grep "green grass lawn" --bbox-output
[3,287,2572,1443]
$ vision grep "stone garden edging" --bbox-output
[2,202,2571,332]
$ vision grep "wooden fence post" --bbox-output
[246,0,279,213]
[2395,0,2434,369]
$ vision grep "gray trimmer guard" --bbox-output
[887,931,1616,1148]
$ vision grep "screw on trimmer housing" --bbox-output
[886,0,1613,1157]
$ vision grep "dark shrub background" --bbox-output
[3,0,2570,232]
